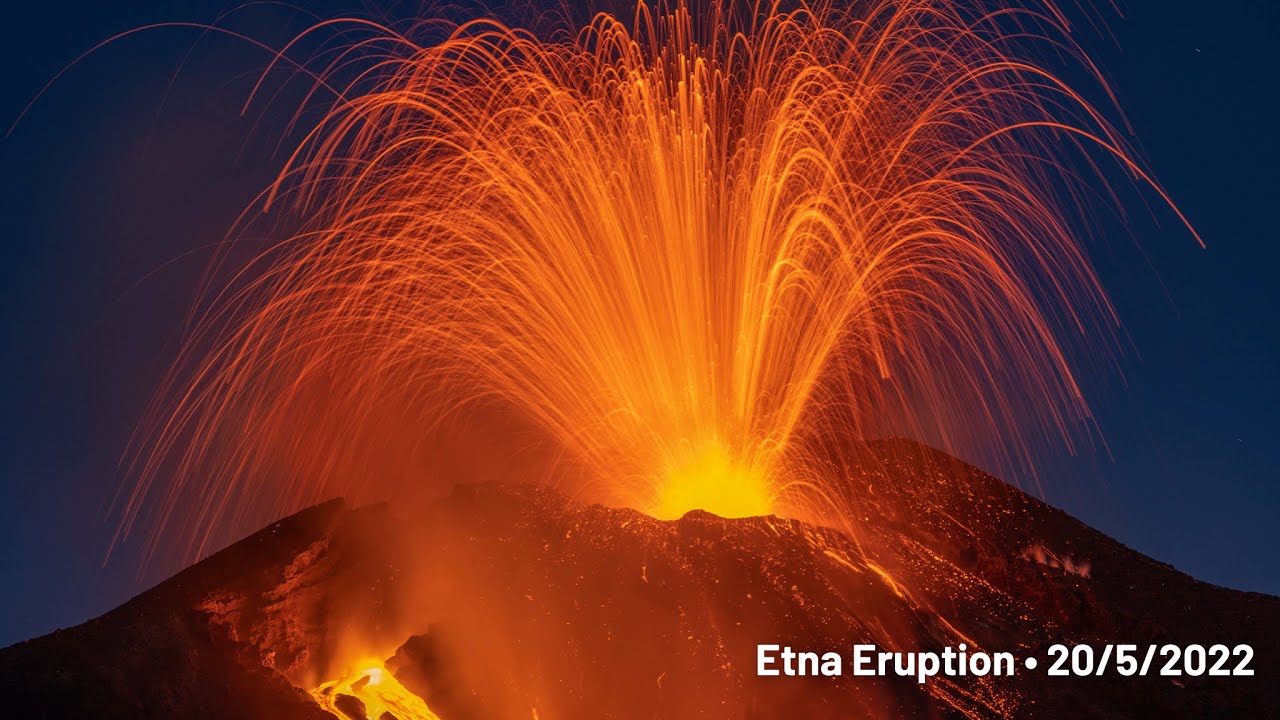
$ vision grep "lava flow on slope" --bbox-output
[312,662,439,720]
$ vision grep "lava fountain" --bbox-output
[312,661,439,720]
[121,0,1195,561]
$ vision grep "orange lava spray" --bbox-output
[122,0,1196,559]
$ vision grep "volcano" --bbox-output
[1,439,1274,718]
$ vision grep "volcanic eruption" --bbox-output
[120,0,1197,559]
[4,1,1267,718]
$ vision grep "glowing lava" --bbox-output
[122,0,1197,558]
[311,661,439,720]
[653,442,772,519]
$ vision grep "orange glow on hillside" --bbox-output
[311,660,439,720]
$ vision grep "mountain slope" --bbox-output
[1,439,1273,718]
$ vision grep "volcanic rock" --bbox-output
[0,439,1274,718]
[334,693,367,719]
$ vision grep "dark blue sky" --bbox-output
[1,1,1277,648]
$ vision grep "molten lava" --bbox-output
[311,661,439,720]
[653,441,772,519]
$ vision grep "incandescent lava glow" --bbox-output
[311,660,439,720]
[655,441,773,519]
[125,0,1196,555]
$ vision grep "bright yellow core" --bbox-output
[311,660,439,720]
[651,443,773,520]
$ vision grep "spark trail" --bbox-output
[123,0,1195,558]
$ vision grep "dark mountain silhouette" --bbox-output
[1,439,1274,718]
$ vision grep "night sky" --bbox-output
[2,1,1277,648]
